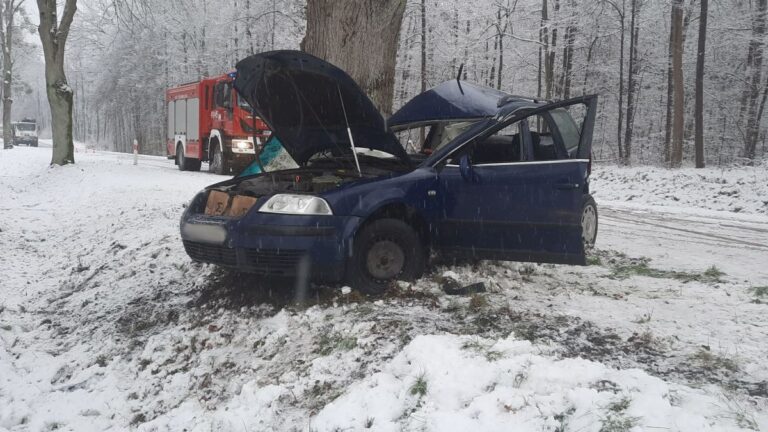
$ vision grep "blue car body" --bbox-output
[180,51,598,285]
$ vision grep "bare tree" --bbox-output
[623,0,639,164]
[744,0,768,160]
[694,0,707,168]
[37,0,77,165]
[603,0,626,161]
[670,0,685,167]
[301,0,407,116]
[0,0,24,150]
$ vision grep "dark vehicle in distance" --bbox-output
[180,50,599,293]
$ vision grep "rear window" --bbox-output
[16,123,35,131]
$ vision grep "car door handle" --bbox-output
[554,182,580,190]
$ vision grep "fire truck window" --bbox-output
[214,82,232,109]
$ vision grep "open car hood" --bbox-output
[234,50,410,166]
[388,81,511,130]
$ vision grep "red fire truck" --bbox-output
[166,72,271,174]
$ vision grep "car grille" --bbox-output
[183,241,237,266]
[244,249,305,275]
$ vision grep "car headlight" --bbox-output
[259,194,333,215]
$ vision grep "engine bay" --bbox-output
[201,169,362,217]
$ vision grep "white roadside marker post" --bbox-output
[133,139,138,165]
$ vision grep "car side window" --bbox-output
[528,114,561,161]
[449,120,525,165]
[549,108,581,157]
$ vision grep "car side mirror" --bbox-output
[459,154,475,182]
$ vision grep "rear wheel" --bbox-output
[176,144,187,171]
[347,218,426,295]
[209,143,229,175]
[176,143,201,171]
[581,194,598,249]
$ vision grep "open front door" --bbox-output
[434,95,598,265]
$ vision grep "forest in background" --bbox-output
[10,0,768,166]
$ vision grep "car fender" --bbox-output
[349,188,408,220]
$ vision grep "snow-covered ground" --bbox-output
[1,147,767,431]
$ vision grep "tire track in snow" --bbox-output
[601,206,768,252]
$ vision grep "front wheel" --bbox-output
[209,144,229,175]
[581,194,598,249]
[347,218,426,295]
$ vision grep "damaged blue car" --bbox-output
[180,50,599,293]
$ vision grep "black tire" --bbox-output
[581,194,598,249]
[209,143,229,175]
[176,144,201,171]
[347,218,426,295]
[176,144,187,171]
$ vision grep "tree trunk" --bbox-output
[616,0,625,161]
[497,9,505,90]
[670,0,685,167]
[1,0,14,150]
[419,0,426,143]
[301,0,407,116]
[664,5,674,164]
[37,0,78,166]
[694,0,708,168]
[561,21,575,99]
[744,0,768,159]
[623,0,638,165]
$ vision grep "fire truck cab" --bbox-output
[166,72,271,174]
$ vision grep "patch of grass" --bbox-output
[307,380,344,409]
[554,407,576,432]
[364,417,375,428]
[485,350,503,362]
[690,347,739,373]
[751,286,768,298]
[609,261,725,284]
[703,265,726,279]
[461,339,504,362]
[469,294,488,311]
[587,255,603,266]
[316,332,358,356]
[599,397,639,432]
[410,375,428,397]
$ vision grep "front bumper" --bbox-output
[15,137,37,145]
[180,211,361,282]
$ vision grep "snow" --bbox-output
[592,161,768,216]
[1,147,767,431]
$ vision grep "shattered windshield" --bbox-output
[396,121,480,155]
[237,136,298,177]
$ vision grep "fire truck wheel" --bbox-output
[176,144,187,171]
[209,144,229,175]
